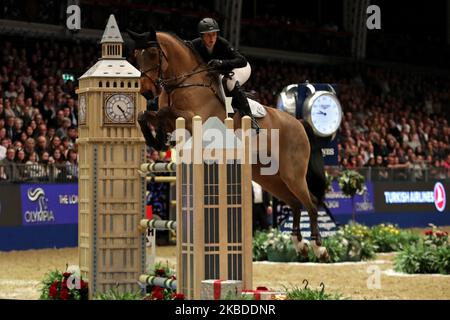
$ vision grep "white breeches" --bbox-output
[226,62,251,91]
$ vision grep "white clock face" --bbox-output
[79,95,86,125]
[310,94,342,136]
[105,94,134,124]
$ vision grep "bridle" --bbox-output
[138,40,220,101]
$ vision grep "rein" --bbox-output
[139,40,221,103]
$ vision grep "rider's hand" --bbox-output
[207,59,223,69]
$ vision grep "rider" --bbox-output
[191,17,260,132]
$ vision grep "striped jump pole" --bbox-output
[140,161,176,173]
[139,275,177,290]
[139,218,177,232]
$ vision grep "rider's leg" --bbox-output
[226,63,251,91]
[226,63,260,132]
[230,82,260,133]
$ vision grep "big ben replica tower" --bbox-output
[76,15,146,298]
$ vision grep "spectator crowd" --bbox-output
[1,20,449,181]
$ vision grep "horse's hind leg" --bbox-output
[282,175,329,260]
[254,174,309,257]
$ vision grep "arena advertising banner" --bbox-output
[0,185,22,226]
[374,181,448,213]
[20,184,78,226]
[324,181,375,215]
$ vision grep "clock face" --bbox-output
[310,94,342,136]
[79,95,86,125]
[104,93,135,124]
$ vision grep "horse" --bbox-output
[128,28,329,260]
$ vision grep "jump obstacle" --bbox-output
[77,15,254,299]
[136,116,254,299]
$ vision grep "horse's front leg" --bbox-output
[137,110,167,151]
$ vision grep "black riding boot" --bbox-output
[231,82,260,133]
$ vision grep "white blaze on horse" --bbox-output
[129,28,330,261]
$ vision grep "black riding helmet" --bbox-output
[198,18,220,34]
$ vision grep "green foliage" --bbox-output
[307,226,376,263]
[253,230,269,261]
[394,244,450,274]
[370,224,419,252]
[284,283,345,300]
[394,225,450,274]
[39,269,88,300]
[337,170,365,197]
[142,261,184,300]
[262,228,298,262]
[324,171,334,193]
[95,288,143,300]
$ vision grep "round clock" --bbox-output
[105,93,135,124]
[303,84,342,137]
[79,95,86,125]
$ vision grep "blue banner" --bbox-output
[20,184,78,226]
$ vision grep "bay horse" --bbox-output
[129,29,329,260]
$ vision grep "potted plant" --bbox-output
[338,170,366,222]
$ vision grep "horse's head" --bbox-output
[128,28,168,100]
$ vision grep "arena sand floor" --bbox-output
[0,227,449,300]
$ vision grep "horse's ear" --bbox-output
[149,27,157,41]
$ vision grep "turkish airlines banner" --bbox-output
[373,181,448,213]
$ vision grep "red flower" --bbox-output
[63,272,71,278]
[155,269,166,277]
[80,280,88,289]
[172,293,185,300]
[60,288,70,300]
[436,232,444,237]
[151,287,164,300]
[49,281,59,298]
[424,230,433,236]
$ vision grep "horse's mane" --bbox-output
[158,31,205,65]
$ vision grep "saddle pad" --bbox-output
[248,98,267,118]
[225,97,267,118]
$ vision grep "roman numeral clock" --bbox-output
[75,14,147,298]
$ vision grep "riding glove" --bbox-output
[207,59,223,69]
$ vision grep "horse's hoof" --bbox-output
[311,241,329,262]
[291,236,309,257]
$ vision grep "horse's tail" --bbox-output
[301,121,326,204]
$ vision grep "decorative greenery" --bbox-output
[95,288,143,300]
[40,269,88,300]
[394,244,450,274]
[324,171,334,193]
[284,282,345,300]
[394,224,449,274]
[143,261,185,300]
[253,230,269,261]
[370,224,419,252]
[307,224,376,263]
[423,224,449,247]
[337,170,366,198]
[263,228,298,262]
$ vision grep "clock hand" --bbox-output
[315,111,327,116]
[117,105,126,116]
